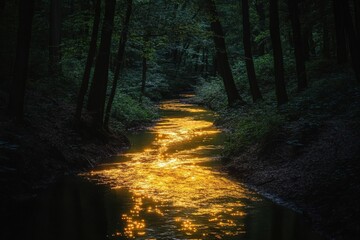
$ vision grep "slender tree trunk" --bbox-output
[205,48,209,76]
[75,0,101,122]
[178,42,190,66]
[353,0,360,36]
[192,46,200,72]
[104,0,132,129]
[287,0,307,91]
[8,0,35,121]
[213,55,217,76]
[309,29,316,57]
[343,0,360,82]
[87,0,116,129]
[269,0,288,105]
[49,0,62,75]
[141,56,147,99]
[322,16,330,58]
[200,47,205,73]
[206,0,245,106]
[242,0,262,102]
[0,0,5,20]
[302,27,310,61]
[333,0,348,64]
[254,0,266,55]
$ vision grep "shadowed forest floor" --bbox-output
[204,76,360,239]
[0,91,130,213]
[225,117,360,239]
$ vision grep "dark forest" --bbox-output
[0,0,359,239]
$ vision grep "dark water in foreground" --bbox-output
[3,98,324,240]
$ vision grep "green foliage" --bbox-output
[232,59,249,92]
[194,77,228,110]
[221,73,360,157]
[254,30,270,45]
[223,104,285,156]
[111,93,159,129]
[253,54,274,84]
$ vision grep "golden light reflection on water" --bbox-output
[83,100,259,239]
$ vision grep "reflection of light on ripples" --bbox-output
[160,100,207,113]
[82,100,259,239]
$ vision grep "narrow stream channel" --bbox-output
[4,97,324,240]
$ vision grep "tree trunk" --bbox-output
[87,0,116,129]
[193,46,200,72]
[200,47,205,73]
[269,0,288,105]
[343,0,360,82]
[75,0,101,122]
[333,0,348,64]
[353,0,360,37]
[206,0,245,106]
[254,0,266,55]
[322,16,331,58]
[141,56,147,100]
[49,0,62,75]
[204,48,209,76]
[287,0,307,91]
[242,0,262,102]
[8,0,35,121]
[213,54,217,76]
[0,0,5,19]
[302,27,310,61]
[104,0,132,129]
[308,29,316,57]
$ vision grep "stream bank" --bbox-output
[1,97,325,240]
[191,76,360,239]
[0,92,130,214]
[224,117,360,239]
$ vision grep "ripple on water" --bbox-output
[82,100,260,239]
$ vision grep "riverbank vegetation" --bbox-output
[1,0,359,239]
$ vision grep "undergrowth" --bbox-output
[111,93,159,130]
[195,69,360,157]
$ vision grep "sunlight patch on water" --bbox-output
[82,100,259,239]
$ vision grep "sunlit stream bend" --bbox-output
[82,99,254,239]
[4,97,324,240]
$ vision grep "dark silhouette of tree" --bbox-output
[254,0,266,55]
[75,0,101,122]
[342,0,360,82]
[241,0,262,102]
[333,0,348,64]
[87,0,116,129]
[104,0,133,129]
[206,0,245,106]
[141,55,147,98]
[49,0,62,75]
[354,0,360,36]
[269,0,288,105]
[322,15,330,58]
[8,0,35,121]
[0,1,5,18]
[287,0,307,91]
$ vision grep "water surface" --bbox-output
[3,98,323,240]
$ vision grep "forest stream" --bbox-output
[4,96,325,240]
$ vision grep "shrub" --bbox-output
[111,93,158,129]
[223,104,285,156]
[194,77,228,110]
